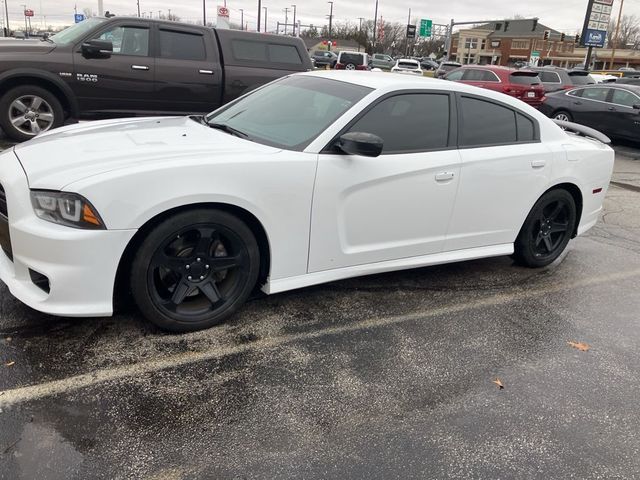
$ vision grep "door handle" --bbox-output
[435,172,455,182]
[131,65,150,71]
[531,159,546,168]
[607,107,616,111]
[573,101,582,105]
[199,69,214,75]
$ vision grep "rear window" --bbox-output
[538,71,561,83]
[340,53,365,66]
[268,44,302,64]
[510,72,541,85]
[398,61,419,69]
[569,73,596,85]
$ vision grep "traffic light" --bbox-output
[560,33,566,42]
[532,19,538,31]
[543,30,550,40]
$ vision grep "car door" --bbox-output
[444,94,553,251]
[605,87,640,140]
[153,26,223,114]
[73,20,156,114]
[572,87,610,130]
[308,92,461,273]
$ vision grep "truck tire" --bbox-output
[0,85,64,142]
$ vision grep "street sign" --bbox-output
[406,24,416,39]
[24,9,34,17]
[531,51,540,57]
[419,19,433,38]
[580,0,615,48]
[74,14,85,23]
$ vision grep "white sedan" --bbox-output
[0,71,614,332]
[391,59,424,76]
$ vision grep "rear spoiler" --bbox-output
[553,120,611,145]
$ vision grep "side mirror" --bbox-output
[633,104,640,110]
[336,132,383,157]
[81,39,113,59]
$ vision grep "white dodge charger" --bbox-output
[0,71,614,332]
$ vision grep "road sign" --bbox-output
[74,13,85,23]
[580,0,615,48]
[419,19,433,37]
[24,9,34,17]
[406,24,416,39]
[531,51,540,57]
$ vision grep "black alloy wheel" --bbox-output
[514,189,577,268]
[131,209,260,332]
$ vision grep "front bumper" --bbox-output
[0,150,136,317]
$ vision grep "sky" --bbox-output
[5,0,640,35]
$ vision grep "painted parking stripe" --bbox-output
[1,268,640,408]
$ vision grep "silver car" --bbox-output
[370,54,395,70]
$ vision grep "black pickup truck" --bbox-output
[0,17,312,141]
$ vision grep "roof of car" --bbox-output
[458,65,517,72]
[579,83,640,92]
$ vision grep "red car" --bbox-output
[444,65,546,107]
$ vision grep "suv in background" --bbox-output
[311,49,338,69]
[435,61,461,78]
[528,66,595,93]
[445,65,545,107]
[370,53,394,70]
[335,51,369,71]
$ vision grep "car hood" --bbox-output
[0,39,57,54]
[14,116,282,190]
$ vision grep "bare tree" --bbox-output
[608,14,640,49]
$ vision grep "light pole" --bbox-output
[257,0,261,32]
[327,1,333,49]
[137,0,140,17]
[291,4,296,36]
[20,4,27,37]
[609,0,625,69]
[203,0,206,26]
[283,7,289,35]
[4,0,10,36]
[239,8,243,30]
[373,0,379,52]
[263,6,267,32]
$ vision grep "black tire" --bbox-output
[0,85,64,142]
[345,63,357,70]
[130,209,260,333]
[514,189,576,268]
[552,110,573,122]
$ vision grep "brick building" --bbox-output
[450,19,578,67]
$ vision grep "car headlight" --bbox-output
[30,190,106,230]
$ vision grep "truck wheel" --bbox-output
[0,85,64,142]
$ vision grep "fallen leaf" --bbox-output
[568,341,590,352]
[5,361,15,367]
[492,378,504,389]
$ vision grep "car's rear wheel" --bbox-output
[552,110,573,122]
[514,189,576,268]
[130,209,260,332]
[0,85,64,141]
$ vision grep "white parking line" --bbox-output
[1,268,639,408]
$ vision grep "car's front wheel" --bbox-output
[0,85,64,141]
[130,209,260,332]
[514,189,576,268]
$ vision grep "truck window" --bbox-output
[94,26,149,56]
[268,44,302,64]
[231,40,268,62]
[160,30,206,60]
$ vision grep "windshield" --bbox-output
[206,76,371,150]
[50,18,107,45]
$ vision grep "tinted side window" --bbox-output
[446,69,464,81]
[268,44,302,64]
[95,26,149,56]
[231,40,267,62]
[516,113,535,142]
[460,96,517,146]
[611,89,640,107]
[347,94,450,153]
[568,89,583,97]
[582,88,609,102]
[159,30,206,60]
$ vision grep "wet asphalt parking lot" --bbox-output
[0,138,640,480]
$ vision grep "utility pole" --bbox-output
[239,8,243,30]
[405,8,411,57]
[21,4,27,37]
[4,0,10,36]
[327,1,333,49]
[609,0,625,69]
[291,4,296,36]
[137,0,140,17]
[263,6,267,32]
[373,0,379,52]
[283,7,289,35]
[257,0,261,32]
[203,0,206,26]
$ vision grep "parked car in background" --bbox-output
[435,61,461,78]
[419,58,439,71]
[0,16,312,141]
[311,49,338,69]
[590,73,619,84]
[0,71,614,332]
[445,65,545,107]
[539,84,640,142]
[616,77,640,86]
[391,59,423,76]
[529,67,595,93]
[335,51,369,71]
[370,53,395,70]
